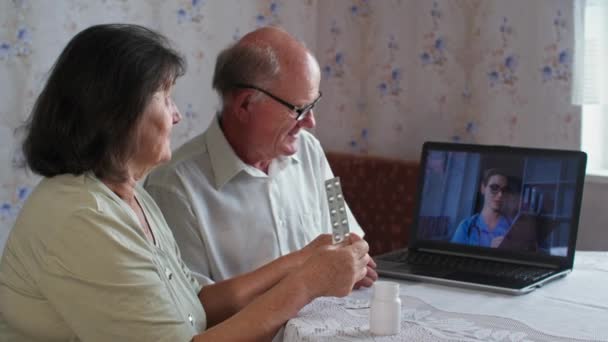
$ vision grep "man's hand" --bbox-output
[296,234,370,298]
[297,234,333,262]
[293,233,377,290]
[348,234,378,289]
[353,258,378,289]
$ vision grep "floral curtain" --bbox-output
[0,0,578,252]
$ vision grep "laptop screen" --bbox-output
[413,142,587,262]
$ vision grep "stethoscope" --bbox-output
[467,215,510,243]
[466,216,483,241]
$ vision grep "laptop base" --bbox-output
[376,248,569,295]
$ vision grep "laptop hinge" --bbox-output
[417,247,560,269]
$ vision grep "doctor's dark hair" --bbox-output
[23,24,185,182]
[481,168,509,186]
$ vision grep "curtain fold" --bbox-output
[572,0,608,105]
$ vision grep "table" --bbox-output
[282,251,608,341]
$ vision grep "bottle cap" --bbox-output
[373,281,399,300]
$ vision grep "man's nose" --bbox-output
[298,110,316,129]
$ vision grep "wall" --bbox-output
[1,0,600,252]
[577,179,608,251]
[0,0,318,252]
[315,0,578,157]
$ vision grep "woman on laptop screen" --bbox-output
[451,168,512,248]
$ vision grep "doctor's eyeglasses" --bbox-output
[488,184,510,195]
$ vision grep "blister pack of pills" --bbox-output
[325,177,350,244]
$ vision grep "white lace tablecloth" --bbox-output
[282,251,608,342]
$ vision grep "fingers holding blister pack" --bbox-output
[325,177,350,244]
[296,238,369,298]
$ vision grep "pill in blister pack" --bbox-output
[325,177,350,244]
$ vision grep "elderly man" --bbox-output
[145,26,376,286]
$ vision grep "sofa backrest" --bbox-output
[325,151,419,256]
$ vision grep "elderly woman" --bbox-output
[0,24,370,341]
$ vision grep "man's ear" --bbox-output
[233,90,255,123]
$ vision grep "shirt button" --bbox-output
[165,268,173,280]
[188,314,194,326]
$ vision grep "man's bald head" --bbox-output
[212,26,318,105]
[212,27,322,166]
[239,27,309,68]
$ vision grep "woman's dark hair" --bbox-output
[23,24,185,181]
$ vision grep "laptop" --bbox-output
[375,142,587,295]
[497,212,557,252]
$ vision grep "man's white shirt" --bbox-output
[145,117,363,284]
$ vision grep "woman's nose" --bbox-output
[172,100,182,125]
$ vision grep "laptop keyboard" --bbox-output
[384,250,553,282]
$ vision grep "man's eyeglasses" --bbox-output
[488,184,510,195]
[235,83,322,121]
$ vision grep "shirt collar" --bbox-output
[205,116,299,190]
[477,214,510,234]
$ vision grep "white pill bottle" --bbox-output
[369,281,401,336]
